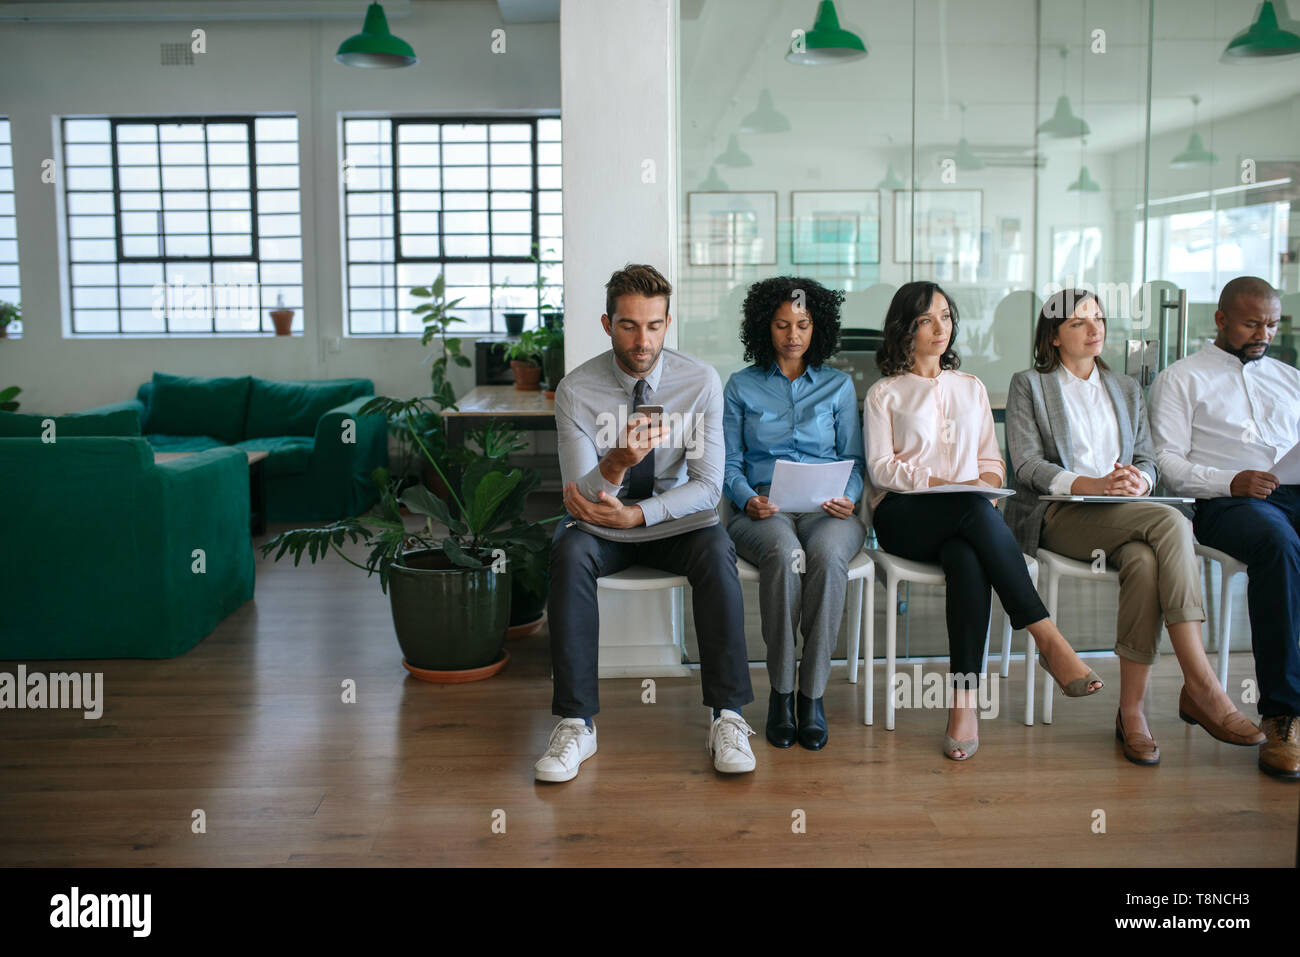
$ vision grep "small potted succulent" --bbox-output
[497,329,546,391]
[0,301,19,338]
[269,292,294,336]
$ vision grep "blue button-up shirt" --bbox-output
[722,361,865,510]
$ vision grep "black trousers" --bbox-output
[547,517,754,718]
[872,492,1050,678]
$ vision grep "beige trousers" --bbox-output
[1040,502,1206,665]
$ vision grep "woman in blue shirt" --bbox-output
[723,276,866,751]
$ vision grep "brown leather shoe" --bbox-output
[1115,709,1160,766]
[1259,715,1300,780]
[1177,687,1267,746]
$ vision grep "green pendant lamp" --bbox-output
[739,89,792,133]
[714,133,753,167]
[698,166,729,191]
[1223,1,1300,59]
[786,1,868,65]
[1068,166,1101,192]
[1038,47,1090,138]
[335,3,417,68]
[877,164,906,190]
[1170,95,1219,168]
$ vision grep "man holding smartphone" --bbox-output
[534,264,755,782]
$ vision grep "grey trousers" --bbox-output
[726,502,866,698]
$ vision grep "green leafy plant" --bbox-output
[529,243,563,319]
[496,328,548,366]
[0,301,18,331]
[0,385,20,412]
[259,409,555,594]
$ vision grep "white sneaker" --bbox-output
[534,718,597,782]
[708,710,756,773]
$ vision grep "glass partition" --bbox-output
[677,0,1300,663]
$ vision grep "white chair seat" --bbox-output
[597,566,689,590]
[862,548,1037,729]
[1034,548,1118,725]
[1194,541,1247,689]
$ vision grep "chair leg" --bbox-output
[864,569,875,726]
[1201,557,1217,653]
[1043,571,1059,725]
[999,601,1013,678]
[1025,569,1045,727]
[1218,566,1234,690]
[885,577,898,732]
[847,579,863,684]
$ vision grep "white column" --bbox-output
[559,0,679,369]
[559,0,688,679]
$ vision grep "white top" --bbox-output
[1048,363,1153,496]
[864,369,1005,509]
[1148,341,1300,499]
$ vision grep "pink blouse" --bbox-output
[863,370,1005,509]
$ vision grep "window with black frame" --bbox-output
[61,115,302,335]
[342,115,562,336]
[0,118,19,338]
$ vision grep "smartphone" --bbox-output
[634,403,665,429]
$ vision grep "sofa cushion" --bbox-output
[145,372,251,445]
[234,436,314,477]
[145,433,227,453]
[243,377,373,439]
[0,408,142,437]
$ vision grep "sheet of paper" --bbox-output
[766,459,855,512]
[1039,494,1193,504]
[903,484,1015,499]
[1273,440,1300,485]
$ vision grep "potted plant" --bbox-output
[0,385,20,412]
[268,293,294,336]
[537,321,564,400]
[259,401,556,682]
[401,274,469,502]
[497,329,545,391]
[0,301,19,338]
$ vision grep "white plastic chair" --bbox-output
[1194,542,1247,689]
[722,496,876,691]
[865,546,1038,729]
[1034,549,1119,725]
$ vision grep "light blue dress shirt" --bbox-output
[723,362,865,511]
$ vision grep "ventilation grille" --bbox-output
[160,43,195,66]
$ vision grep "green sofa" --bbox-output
[0,408,255,659]
[84,372,389,523]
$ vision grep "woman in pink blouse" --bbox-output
[864,281,1104,760]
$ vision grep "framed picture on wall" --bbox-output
[893,190,982,266]
[686,191,778,266]
[790,190,881,265]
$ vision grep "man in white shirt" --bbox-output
[533,264,756,784]
[1148,276,1300,780]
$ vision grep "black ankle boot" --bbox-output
[766,689,796,748]
[796,692,828,750]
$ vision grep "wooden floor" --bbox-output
[1,515,1295,867]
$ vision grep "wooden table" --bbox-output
[439,385,556,498]
[154,449,270,534]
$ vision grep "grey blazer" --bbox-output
[1003,366,1158,555]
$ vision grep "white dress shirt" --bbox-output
[1148,341,1300,499]
[1048,363,1154,496]
[554,347,724,527]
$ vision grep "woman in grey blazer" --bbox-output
[1005,288,1263,766]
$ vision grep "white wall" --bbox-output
[559,0,678,369]
[0,1,560,414]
